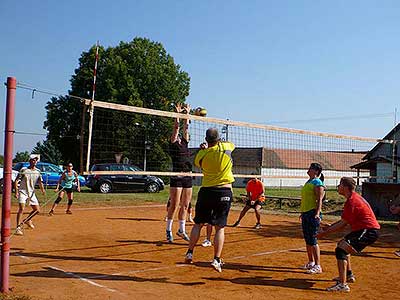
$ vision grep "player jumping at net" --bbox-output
[166,103,193,242]
[300,162,325,274]
[14,155,46,236]
[184,128,235,272]
[317,177,380,292]
[232,176,265,229]
[49,162,80,215]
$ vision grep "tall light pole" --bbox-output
[135,123,149,171]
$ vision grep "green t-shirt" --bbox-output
[300,178,324,212]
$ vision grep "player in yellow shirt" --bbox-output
[184,128,235,272]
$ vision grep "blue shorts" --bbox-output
[301,209,321,246]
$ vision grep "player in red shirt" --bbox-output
[232,177,265,229]
[316,177,380,292]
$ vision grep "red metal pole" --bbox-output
[1,77,16,293]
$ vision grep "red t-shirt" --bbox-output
[246,179,265,201]
[342,192,380,232]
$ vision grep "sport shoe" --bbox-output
[395,250,400,257]
[327,282,350,292]
[15,227,23,236]
[48,210,54,216]
[333,274,356,283]
[27,221,35,229]
[66,210,72,215]
[307,265,322,274]
[301,261,315,270]
[254,223,261,229]
[188,215,194,223]
[176,230,190,242]
[166,230,173,243]
[232,220,240,227]
[184,252,193,264]
[211,258,224,272]
[202,239,212,247]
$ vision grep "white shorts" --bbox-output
[18,190,39,206]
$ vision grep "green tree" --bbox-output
[13,151,30,163]
[44,37,190,171]
[32,140,63,165]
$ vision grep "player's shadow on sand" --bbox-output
[203,276,325,291]
[193,261,308,274]
[107,217,160,222]
[11,251,160,264]
[13,267,205,286]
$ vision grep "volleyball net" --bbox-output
[81,99,384,187]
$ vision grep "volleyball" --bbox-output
[195,107,207,117]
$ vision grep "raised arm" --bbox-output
[182,103,191,141]
[170,103,184,143]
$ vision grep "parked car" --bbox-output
[86,163,164,193]
[0,166,19,193]
[12,162,86,187]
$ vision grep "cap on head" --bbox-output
[205,128,220,144]
[29,155,39,161]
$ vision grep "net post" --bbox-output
[1,77,16,293]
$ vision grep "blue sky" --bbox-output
[1,0,399,154]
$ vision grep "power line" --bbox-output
[267,112,394,125]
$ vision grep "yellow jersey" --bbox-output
[194,141,235,187]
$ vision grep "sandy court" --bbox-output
[7,204,400,300]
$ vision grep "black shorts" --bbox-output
[344,229,379,253]
[245,199,264,209]
[194,187,232,227]
[63,188,74,193]
[170,176,193,188]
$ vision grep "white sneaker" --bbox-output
[327,282,350,292]
[211,258,223,272]
[301,261,315,270]
[254,223,261,229]
[176,230,190,242]
[27,222,35,229]
[184,252,193,264]
[15,228,23,236]
[202,239,212,247]
[395,250,400,257]
[307,265,322,274]
[333,274,356,283]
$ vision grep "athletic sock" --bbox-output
[166,219,173,232]
[179,220,186,232]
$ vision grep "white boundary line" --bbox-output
[46,266,119,293]
[71,204,164,211]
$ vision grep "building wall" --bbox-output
[261,168,370,187]
[362,182,400,217]
[376,163,393,183]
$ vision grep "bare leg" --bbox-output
[178,188,192,221]
[338,258,347,284]
[16,203,25,227]
[235,206,251,223]
[206,224,213,240]
[213,226,225,258]
[188,223,203,251]
[66,192,73,212]
[312,244,321,265]
[306,244,314,263]
[255,205,261,224]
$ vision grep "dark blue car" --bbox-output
[13,162,86,187]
